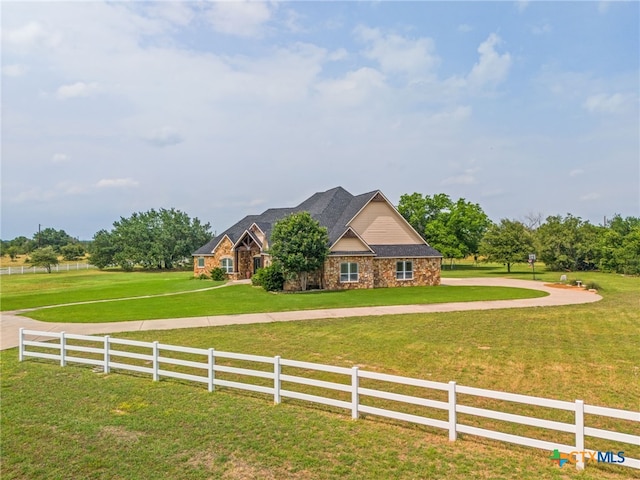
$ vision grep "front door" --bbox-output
[253,257,262,274]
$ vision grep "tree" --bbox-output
[480,219,535,273]
[536,215,599,271]
[6,246,20,262]
[269,212,329,291]
[89,209,212,270]
[597,215,640,274]
[28,247,59,273]
[33,228,74,252]
[60,243,86,261]
[398,193,490,267]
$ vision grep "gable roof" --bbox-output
[193,187,442,258]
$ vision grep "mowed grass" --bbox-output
[0,270,224,311]
[1,264,639,479]
[19,283,546,323]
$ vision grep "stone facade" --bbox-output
[193,237,235,278]
[323,256,375,290]
[373,257,441,288]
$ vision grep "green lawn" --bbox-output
[0,270,223,311]
[2,264,638,479]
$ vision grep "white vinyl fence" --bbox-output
[0,263,95,275]
[19,329,639,471]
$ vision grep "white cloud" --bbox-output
[598,1,612,14]
[96,178,140,188]
[354,25,439,76]
[467,33,512,89]
[583,93,627,114]
[315,67,386,107]
[2,64,27,77]
[52,153,70,163]
[145,126,185,147]
[569,169,584,177]
[516,1,529,13]
[206,0,273,37]
[56,82,99,99]
[457,24,472,33]
[3,21,61,50]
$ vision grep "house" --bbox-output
[193,187,442,289]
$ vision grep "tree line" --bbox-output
[2,196,638,275]
[398,193,639,275]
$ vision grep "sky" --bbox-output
[2,0,639,240]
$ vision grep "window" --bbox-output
[396,261,413,280]
[340,262,359,282]
[197,257,205,268]
[221,258,233,273]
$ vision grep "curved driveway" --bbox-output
[0,278,601,351]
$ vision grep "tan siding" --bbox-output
[331,236,369,252]
[350,201,423,245]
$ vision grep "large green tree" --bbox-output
[28,246,59,273]
[596,215,640,274]
[536,214,600,271]
[269,212,329,291]
[89,209,211,270]
[479,219,535,273]
[398,193,490,267]
[33,228,74,252]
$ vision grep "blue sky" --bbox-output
[2,1,638,240]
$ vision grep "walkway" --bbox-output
[0,278,601,351]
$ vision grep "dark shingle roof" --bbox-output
[193,187,442,258]
[369,244,442,258]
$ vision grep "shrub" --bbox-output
[209,267,227,281]
[252,265,284,291]
[198,273,208,280]
[585,281,602,291]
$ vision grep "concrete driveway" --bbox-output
[0,278,601,351]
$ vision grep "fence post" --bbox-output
[575,399,585,470]
[208,348,215,392]
[274,356,281,405]
[104,336,110,373]
[351,366,359,420]
[153,341,159,381]
[448,381,457,441]
[19,328,24,361]
[60,332,66,367]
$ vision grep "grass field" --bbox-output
[1,262,639,479]
[1,268,546,322]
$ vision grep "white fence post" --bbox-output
[60,332,66,367]
[351,366,359,419]
[274,356,281,404]
[104,336,110,373]
[153,341,159,381]
[575,399,585,470]
[19,328,24,361]
[208,348,215,392]
[448,381,457,441]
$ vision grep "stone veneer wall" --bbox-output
[373,257,441,288]
[237,246,261,280]
[323,256,374,290]
[193,237,236,279]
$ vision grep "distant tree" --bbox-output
[28,247,59,273]
[60,243,86,261]
[536,215,599,271]
[90,209,211,270]
[399,193,490,268]
[269,212,329,291]
[480,219,535,273]
[34,228,74,252]
[597,215,640,274]
[9,236,35,254]
[7,246,20,262]
[89,230,117,269]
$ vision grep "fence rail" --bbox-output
[0,263,95,275]
[19,329,639,471]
